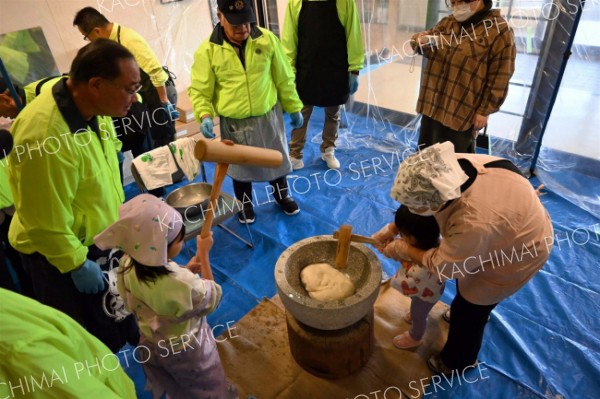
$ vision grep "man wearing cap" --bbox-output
[7,39,140,352]
[188,0,305,224]
[282,0,364,170]
[372,141,553,374]
[73,6,179,149]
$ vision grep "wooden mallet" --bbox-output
[335,225,354,269]
[193,139,283,280]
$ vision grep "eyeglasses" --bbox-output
[450,0,479,5]
[107,80,143,95]
[83,27,96,41]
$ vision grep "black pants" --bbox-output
[0,214,35,298]
[232,176,290,209]
[114,101,154,158]
[20,248,139,353]
[143,84,178,148]
[418,115,475,153]
[440,282,497,369]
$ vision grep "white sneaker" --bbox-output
[291,157,304,170]
[321,148,340,169]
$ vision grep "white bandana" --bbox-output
[390,141,469,209]
[95,194,183,267]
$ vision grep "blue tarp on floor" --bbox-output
[122,109,600,399]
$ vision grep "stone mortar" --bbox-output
[275,235,382,330]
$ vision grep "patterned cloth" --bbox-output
[411,8,516,131]
[170,137,200,182]
[132,146,179,191]
[390,141,468,209]
[95,194,183,267]
[391,260,444,304]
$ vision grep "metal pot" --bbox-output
[165,183,212,218]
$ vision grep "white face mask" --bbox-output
[452,2,478,22]
[408,207,438,216]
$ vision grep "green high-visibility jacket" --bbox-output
[281,0,365,74]
[8,81,124,273]
[188,25,303,121]
[0,161,12,210]
[0,76,63,210]
[0,288,136,398]
[109,23,168,88]
[24,76,64,104]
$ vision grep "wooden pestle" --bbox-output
[333,231,378,245]
[194,139,283,280]
[335,225,353,269]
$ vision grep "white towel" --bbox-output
[132,146,178,190]
[170,137,200,182]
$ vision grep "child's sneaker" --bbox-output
[392,331,423,349]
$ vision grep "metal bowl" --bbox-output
[165,183,212,218]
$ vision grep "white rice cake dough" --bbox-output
[300,263,356,301]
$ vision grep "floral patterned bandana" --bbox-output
[95,194,183,267]
[390,141,469,209]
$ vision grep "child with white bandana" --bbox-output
[95,194,238,399]
[372,205,443,349]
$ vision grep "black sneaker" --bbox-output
[238,207,255,224]
[427,354,478,376]
[276,197,300,216]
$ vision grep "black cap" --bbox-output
[217,0,256,25]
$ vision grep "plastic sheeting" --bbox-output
[1,0,598,397]
[349,0,600,218]
[121,110,599,398]
[1,0,596,212]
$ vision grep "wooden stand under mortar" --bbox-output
[286,310,375,379]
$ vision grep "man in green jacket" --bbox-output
[73,6,179,150]
[8,39,139,352]
[188,0,304,224]
[282,0,364,170]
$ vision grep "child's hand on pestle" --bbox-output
[372,223,399,251]
[186,261,203,274]
[186,232,214,275]
[382,238,412,261]
[196,232,214,255]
